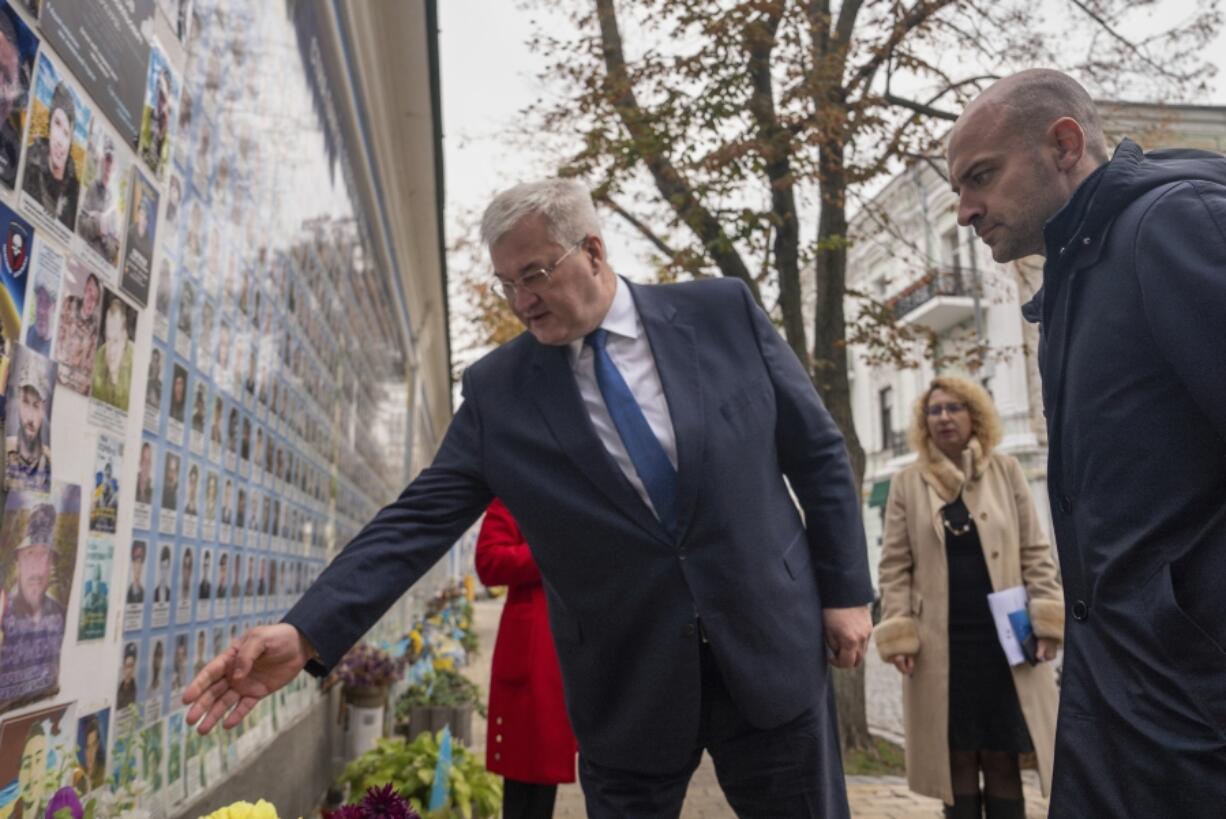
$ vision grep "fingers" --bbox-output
[186,675,231,731]
[198,687,241,734]
[183,651,233,708]
[223,695,259,729]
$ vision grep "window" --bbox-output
[879,387,894,451]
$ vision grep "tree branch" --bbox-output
[1067,0,1182,79]
[594,192,678,258]
[594,0,761,304]
[883,92,958,121]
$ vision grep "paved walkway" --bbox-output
[461,598,1048,817]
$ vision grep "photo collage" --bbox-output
[0,0,416,815]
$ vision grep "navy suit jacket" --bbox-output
[285,277,872,771]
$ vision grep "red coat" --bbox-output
[475,500,577,784]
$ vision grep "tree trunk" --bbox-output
[814,133,872,752]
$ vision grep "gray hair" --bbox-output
[992,69,1109,164]
[480,178,602,251]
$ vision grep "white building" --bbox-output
[843,101,1226,586]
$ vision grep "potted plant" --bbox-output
[395,669,484,747]
[337,734,501,818]
[332,643,404,707]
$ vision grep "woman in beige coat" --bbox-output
[874,376,1063,818]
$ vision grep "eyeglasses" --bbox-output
[493,241,583,302]
[926,401,967,417]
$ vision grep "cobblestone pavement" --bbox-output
[463,598,1049,817]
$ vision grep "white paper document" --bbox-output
[987,585,1033,666]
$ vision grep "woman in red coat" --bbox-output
[475,499,577,819]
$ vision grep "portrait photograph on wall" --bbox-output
[90,288,137,413]
[20,240,61,360]
[4,343,55,492]
[120,169,159,307]
[138,44,178,179]
[21,52,91,237]
[75,536,112,642]
[52,257,100,396]
[0,201,33,408]
[0,1,39,189]
[76,120,130,271]
[0,701,74,817]
[0,483,81,713]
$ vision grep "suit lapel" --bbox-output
[529,342,673,545]
[630,282,704,542]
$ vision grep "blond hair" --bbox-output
[908,375,1002,457]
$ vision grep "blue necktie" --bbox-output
[585,328,678,534]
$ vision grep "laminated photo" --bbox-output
[76,121,130,270]
[21,52,91,236]
[0,702,74,816]
[3,343,54,492]
[75,536,112,641]
[133,439,155,529]
[0,482,81,712]
[74,707,109,794]
[20,239,61,360]
[122,537,147,632]
[167,361,186,446]
[89,287,137,413]
[175,543,193,625]
[120,168,159,307]
[151,541,171,628]
[52,256,99,395]
[138,44,179,178]
[144,344,165,432]
[88,433,123,533]
[0,202,33,409]
[0,2,38,189]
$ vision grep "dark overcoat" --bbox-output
[1023,139,1226,816]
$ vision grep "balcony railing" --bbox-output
[890,267,971,322]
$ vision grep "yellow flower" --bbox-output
[203,799,280,819]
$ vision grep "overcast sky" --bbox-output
[437,0,1226,288]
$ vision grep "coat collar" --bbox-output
[918,437,986,505]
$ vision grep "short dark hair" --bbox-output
[50,82,76,128]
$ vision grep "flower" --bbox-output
[360,784,419,819]
[45,787,84,819]
[323,786,421,819]
[332,643,404,690]
[201,799,281,819]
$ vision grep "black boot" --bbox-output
[984,795,1026,819]
[944,791,983,819]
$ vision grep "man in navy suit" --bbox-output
[185,179,873,817]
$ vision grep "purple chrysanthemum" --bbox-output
[360,784,419,819]
[323,805,366,819]
[45,787,84,819]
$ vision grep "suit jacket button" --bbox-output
[1072,600,1089,621]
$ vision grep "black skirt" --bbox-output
[943,496,1034,753]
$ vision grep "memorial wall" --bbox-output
[0,0,443,814]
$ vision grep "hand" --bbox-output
[183,623,315,733]
[1035,637,1059,662]
[890,654,914,676]
[822,606,872,669]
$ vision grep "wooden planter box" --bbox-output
[402,704,474,748]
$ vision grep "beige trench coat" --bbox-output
[873,447,1063,805]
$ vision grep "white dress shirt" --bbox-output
[569,277,678,518]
